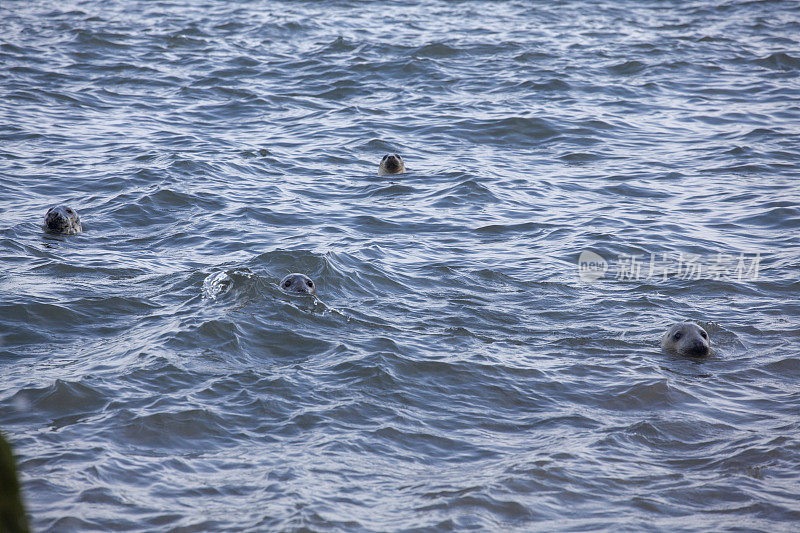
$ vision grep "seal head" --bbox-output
[661,322,710,357]
[280,273,317,296]
[44,205,82,235]
[379,153,405,175]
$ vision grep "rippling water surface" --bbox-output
[2,0,799,530]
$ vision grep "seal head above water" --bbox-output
[280,273,317,296]
[379,153,405,175]
[661,322,710,357]
[44,205,82,235]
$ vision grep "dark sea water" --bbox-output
[2,0,800,531]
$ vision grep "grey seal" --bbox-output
[379,153,405,175]
[661,322,710,357]
[43,205,82,235]
[280,273,317,295]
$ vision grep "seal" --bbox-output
[379,153,405,175]
[280,273,317,295]
[43,205,82,235]
[661,322,710,357]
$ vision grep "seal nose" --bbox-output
[385,156,398,171]
[687,341,709,357]
[45,213,64,230]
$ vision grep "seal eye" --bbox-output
[395,154,402,159]
[673,332,682,340]
[700,331,707,338]
[306,280,313,287]
[382,155,388,161]
[284,280,292,288]
[66,208,74,214]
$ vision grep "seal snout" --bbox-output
[45,212,65,231]
[686,340,709,357]
[384,155,399,171]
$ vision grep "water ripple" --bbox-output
[1,0,799,530]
